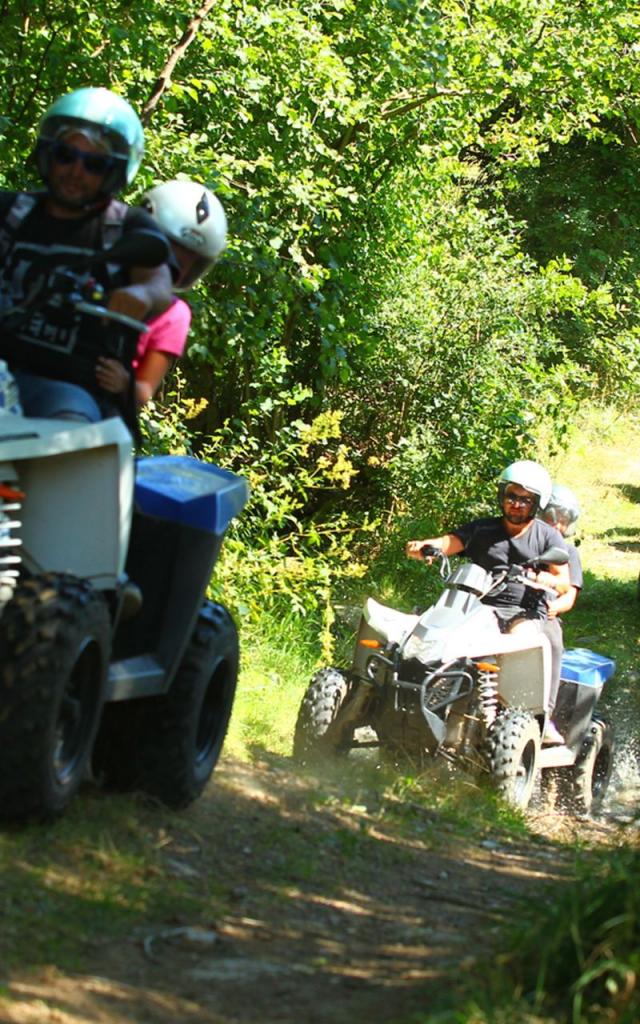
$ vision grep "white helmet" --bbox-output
[542,484,581,537]
[497,459,552,515]
[142,180,227,289]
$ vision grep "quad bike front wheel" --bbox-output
[93,602,238,808]
[485,708,541,809]
[293,668,353,763]
[564,716,615,817]
[0,573,111,821]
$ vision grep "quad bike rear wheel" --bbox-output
[293,668,353,762]
[0,573,110,821]
[93,602,238,808]
[564,716,614,817]
[485,708,541,809]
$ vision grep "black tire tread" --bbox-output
[485,708,541,809]
[0,572,110,820]
[293,667,350,761]
[93,602,238,808]
[568,716,615,816]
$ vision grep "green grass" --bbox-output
[226,608,324,759]
[417,846,640,1024]
[548,409,640,734]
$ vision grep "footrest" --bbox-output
[538,746,576,769]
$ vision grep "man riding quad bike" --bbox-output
[0,89,246,822]
[294,462,615,814]
[0,86,173,431]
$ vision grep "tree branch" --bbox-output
[141,0,218,124]
[380,86,465,121]
[330,86,465,155]
[10,31,59,123]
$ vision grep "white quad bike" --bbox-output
[294,548,616,814]
[0,233,248,821]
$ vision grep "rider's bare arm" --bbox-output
[134,350,174,406]
[534,568,571,594]
[546,561,571,592]
[95,340,174,407]
[547,586,580,618]
[406,534,465,560]
[108,263,173,321]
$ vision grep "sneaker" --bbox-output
[542,720,565,746]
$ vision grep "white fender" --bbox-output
[363,597,418,646]
[0,414,134,586]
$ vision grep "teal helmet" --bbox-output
[35,87,144,195]
[542,484,581,537]
[497,459,552,516]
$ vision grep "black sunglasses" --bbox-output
[50,140,114,177]
[504,492,535,508]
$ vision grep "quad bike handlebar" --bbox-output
[488,544,569,598]
[37,268,150,333]
[68,229,166,334]
[419,544,451,579]
[73,302,148,334]
[420,542,568,598]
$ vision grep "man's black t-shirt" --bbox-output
[452,516,568,616]
[0,190,167,394]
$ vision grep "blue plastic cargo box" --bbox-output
[134,456,249,535]
[560,647,616,688]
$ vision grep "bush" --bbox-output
[484,846,640,1023]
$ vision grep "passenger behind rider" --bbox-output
[95,180,227,407]
[0,87,173,427]
[537,484,583,617]
[406,460,571,745]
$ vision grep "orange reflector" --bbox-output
[360,638,382,649]
[476,661,499,672]
[0,483,25,500]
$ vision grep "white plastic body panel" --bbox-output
[363,597,418,646]
[495,638,550,713]
[0,414,134,588]
[355,587,552,713]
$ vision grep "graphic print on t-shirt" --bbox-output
[4,242,100,355]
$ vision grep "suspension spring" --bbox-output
[0,483,24,605]
[477,665,500,728]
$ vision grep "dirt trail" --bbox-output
[2,753,632,1024]
[2,753,622,1024]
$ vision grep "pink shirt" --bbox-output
[134,297,191,368]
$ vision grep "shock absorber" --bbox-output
[476,661,500,728]
[0,482,24,605]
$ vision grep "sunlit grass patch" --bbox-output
[484,845,640,1024]
[228,609,323,759]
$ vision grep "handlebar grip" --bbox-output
[74,301,150,334]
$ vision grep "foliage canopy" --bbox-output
[1,0,640,614]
